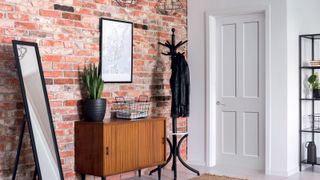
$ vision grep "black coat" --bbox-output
[170,53,190,118]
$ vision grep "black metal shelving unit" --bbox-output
[299,34,320,171]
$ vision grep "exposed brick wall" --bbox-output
[0,0,187,180]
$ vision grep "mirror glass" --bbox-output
[13,41,64,180]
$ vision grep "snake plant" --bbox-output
[83,63,104,99]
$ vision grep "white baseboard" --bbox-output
[268,166,299,177]
[185,159,206,167]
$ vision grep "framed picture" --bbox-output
[100,18,133,83]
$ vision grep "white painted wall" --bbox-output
[187,0,320,176]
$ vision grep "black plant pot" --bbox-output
[313,89,320,99]
[83,99,106,122]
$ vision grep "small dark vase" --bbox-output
[306,141,317,164]
[83,99,106,122]
[313,89,320,99]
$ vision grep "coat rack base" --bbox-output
[149,121,200,180]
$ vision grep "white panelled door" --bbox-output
[216,13,265,169]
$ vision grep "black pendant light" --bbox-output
[114,0,137,7]
[156,0,183,15]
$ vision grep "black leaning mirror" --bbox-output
[12,41,64,180]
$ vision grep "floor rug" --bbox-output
[189,173,246,180]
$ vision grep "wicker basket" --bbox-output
[111,95,150,119]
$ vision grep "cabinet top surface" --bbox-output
[76,117,166,125]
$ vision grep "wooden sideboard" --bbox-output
[75,117,166,179]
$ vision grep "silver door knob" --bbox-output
[216,101,226,106]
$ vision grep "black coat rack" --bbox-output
[149,28,200,179]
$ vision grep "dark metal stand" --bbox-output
[149,118,200,179]
[299,34,320,171]
[149,28,200,179]
[12,116,38,180]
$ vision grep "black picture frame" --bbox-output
[12,40,64,180]
[99,18,133,83]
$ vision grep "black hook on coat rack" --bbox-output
[158,28,188,56]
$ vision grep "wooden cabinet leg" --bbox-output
[138,169,141,177]
[157,166,161,180]
[101,177,106,180]
[81,174,85,180]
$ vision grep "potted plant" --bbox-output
[308,73,320,99]
[82,63,106,122]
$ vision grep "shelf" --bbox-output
[300,98,320,101]
[301,158,320,165]
[301,66,320,69]
[301,129,320,133]
[300,34,320,39]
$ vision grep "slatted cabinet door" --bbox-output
[152,120,166,163]
[138,120,166,167]
[104,123,139,176]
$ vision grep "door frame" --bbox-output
[205,5,271,174]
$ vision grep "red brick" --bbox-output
[4,29,27,36]
[64,171,76,178]
[54,34,73,41]
[0,36,14,44]
[63,115,80,121]
[82,2,97,9]
[15,22,38,30]
[44,71,64,77]
[59,150,74,157]
[64,71,78,77]
[74,21,92,28]
[39,9,61,18]
[0,20,14,28]
[54,78,74,84]
[62,12,81,21]
[8,13,29,21]
[74,50,92,56]
[94,0,108,3]
[0,3,14,11]
[87,57,99,63]
[65,56,83,63]
[50,101,63,107]
[84,44,99,50]
[163,16,175,22]
[57,122,74,129]
[53,63,73,70]
[43,55,64,62]
[56,19,74,26]
[55,129,65,136]
[78,8,93,15]
[64,100,79,106]
[132,11,144,16]
[41,40,63,47]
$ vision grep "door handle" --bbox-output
[106,147,109,155]
[216,101,226,106]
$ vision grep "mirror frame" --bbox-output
[12,40,64,180]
